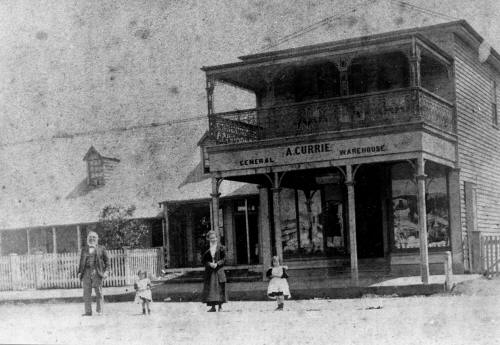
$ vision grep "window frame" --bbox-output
[87,156,104,186]
[390,161,451,252]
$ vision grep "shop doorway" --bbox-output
[322,184,348,257]
[234,198,259,265]
[169,215,187,268]
[354,164,386,258]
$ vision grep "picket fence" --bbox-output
[0,248,164,291]
[481,235,500,275]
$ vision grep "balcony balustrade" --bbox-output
[208,87,454,145]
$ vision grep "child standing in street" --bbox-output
[266,256,290,310]
[134,270,152,315]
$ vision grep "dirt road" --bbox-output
[1,295,499,345]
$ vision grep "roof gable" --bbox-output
[83,145,120,162]
[83,146,101,161]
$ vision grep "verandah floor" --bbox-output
[0,274,481,304]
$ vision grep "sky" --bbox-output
[0,0,499,145]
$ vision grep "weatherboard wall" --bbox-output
[453,34,500,268]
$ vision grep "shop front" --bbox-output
[198,29,466,283]
[206,128,460,283]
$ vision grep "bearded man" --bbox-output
[77,231,109,316]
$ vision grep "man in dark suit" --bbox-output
[77,231,109,316]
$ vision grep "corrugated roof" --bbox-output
[0,118,255,230]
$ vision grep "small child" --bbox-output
[266,256,291,310]
[134,270,152,315]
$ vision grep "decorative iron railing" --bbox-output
[208,87,455,144]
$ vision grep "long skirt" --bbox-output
[202,271,228,306]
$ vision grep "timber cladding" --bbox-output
[453,35,500,245]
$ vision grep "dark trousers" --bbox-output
[82,269,103,314]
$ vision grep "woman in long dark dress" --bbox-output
[202,230,228,312]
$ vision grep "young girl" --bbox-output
[266,256,291,310]
[134,270,152,315]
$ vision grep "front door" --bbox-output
[354,164,386,258]
[234,198,259,265]
[322,184,348,256]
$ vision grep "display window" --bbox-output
[391,161,450,250]
[281,186,346,258]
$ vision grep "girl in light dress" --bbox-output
[266,256,291,310]
[134,270,152,315]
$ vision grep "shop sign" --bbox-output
[209,132,449,172]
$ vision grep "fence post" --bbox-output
[123,247,131,285]
[158,247,164,277]
[9,253,21,291]
[34,251,43,289]
[444,251,453,292]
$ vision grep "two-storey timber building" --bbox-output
[200,20,500,283]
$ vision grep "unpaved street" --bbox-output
[1,295,500,345]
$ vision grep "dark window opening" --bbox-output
[349,52,410,95]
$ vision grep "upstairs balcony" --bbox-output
[209,86,454,144]
[203,33,455,145]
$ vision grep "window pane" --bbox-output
[281,188,299,256]
[392,162,419,249]
[426,163,450,248]
[298,189,323,255]
[391,162,450,249]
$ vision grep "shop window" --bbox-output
[281,187,344,258]
[297,190,323,254]
[281,189,299,255]
[391,162,450,250]
[425,163,450,248]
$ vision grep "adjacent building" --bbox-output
[0,120,254,257]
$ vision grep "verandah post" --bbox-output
[76,225,82,253]
[163,204,171,268]
[52,227,57,254]
[272,172,283,261]
[416,156,430,284]
[258,186,272,280]
[444,251,453,291]
[345,165,359,285]
[211,177,222,239]
[185,208,194,265]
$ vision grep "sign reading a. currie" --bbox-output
[210,132,455,172]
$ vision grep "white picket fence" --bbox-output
[0,248,164,291]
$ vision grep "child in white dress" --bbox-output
[134,270,152,315]
[266,256,291,310]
